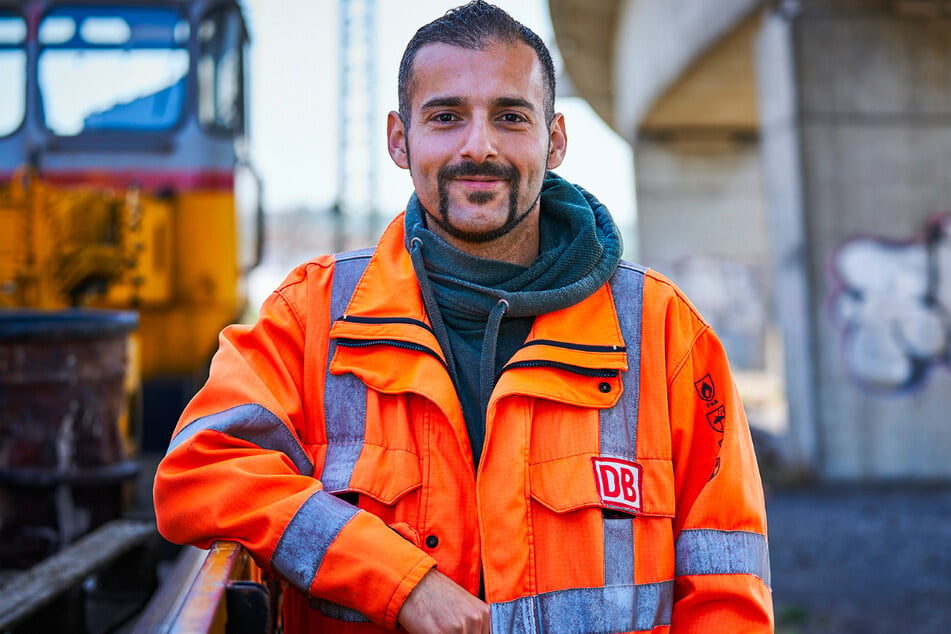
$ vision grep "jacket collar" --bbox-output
[329,213,628,409]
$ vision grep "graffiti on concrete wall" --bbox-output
[830,215,951,391]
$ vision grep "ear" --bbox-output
[546,112,567,170]
[387,111,409,169]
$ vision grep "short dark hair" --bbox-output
[397,1,556,127]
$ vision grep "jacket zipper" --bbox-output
[520,338,625,354]
[502,359,619,378]
[339,314,435,333]
[503,338,623,378]
[335,337,447,367]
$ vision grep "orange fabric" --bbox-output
[154,214,773,632]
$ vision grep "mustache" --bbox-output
[438,160,519,181]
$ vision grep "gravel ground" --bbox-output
[767,484,951,633]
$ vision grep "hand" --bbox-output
[397,568,491,633]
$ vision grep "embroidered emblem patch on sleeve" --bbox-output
[706,405,726,432]
[592,457,643,514]
[694,373,716,401]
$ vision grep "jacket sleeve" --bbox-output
[664,296,774,632]
[153,262,435,630]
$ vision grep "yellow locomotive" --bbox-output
[0,0,262,448]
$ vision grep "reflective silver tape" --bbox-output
[491,581,674,633]
[603,517,635,587]
[271,490,359,593]
[322,249,373,491]
[675,529,772,588]
[598,262,647,462]
[308,597,372,623]
[167,403,313,476]
[600,263,647,590]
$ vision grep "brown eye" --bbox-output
[500,113,527,124]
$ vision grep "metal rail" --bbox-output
[0,519,156,630]
[133,541,274,634]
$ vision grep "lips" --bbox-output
[454,177,505,190]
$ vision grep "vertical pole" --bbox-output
[364,0,379,243]
[755,5,819,478]
[335,0,378,251]
[333,0,351,253]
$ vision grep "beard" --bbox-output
[429,160,538,244]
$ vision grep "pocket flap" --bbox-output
[343,444,422,506]
[530,454,674,518]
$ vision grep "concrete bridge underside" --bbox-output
[549,0,951,481]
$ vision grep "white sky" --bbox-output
[242,0,635,234]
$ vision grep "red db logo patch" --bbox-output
[592,457,642,514]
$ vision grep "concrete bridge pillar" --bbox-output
[628,14,788,458]
[756,0,951,479]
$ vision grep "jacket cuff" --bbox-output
[310,510,437,628]
[383,555,437,630]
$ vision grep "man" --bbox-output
[154,2,773,632]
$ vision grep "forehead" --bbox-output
[408,41,545,112]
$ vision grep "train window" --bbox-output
[38,7,189,136]
[198,5,246,134]
[38,17,76,45]
[79,18,132,45]
[0,11,26,137]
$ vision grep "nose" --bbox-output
[459,117,497,163]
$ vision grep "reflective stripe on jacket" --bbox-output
[154,213,773,632]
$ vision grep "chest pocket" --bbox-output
[528,454,674,519]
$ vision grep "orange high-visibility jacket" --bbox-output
[154,214,773,633]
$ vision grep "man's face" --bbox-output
[387,41,566,250]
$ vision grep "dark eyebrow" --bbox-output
[420,96,465,111]
[494,97,536,112]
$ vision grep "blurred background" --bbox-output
[1,0,950,632]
